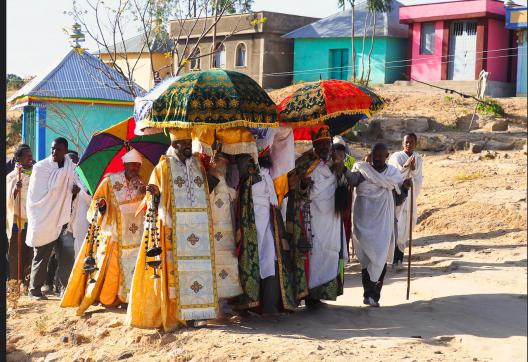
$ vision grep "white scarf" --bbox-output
[26,156,76,247]
[352,161,403,281]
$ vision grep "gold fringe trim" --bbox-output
[142,119,279,129]
[194,140,258,162]
[280,109,371,129]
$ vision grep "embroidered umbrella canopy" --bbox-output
[277,80,382,140]
[77,117,170,194]
[140,69,278,129]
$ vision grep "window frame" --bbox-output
[419,22,436,55]
[235,42,247,68]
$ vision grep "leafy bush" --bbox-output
[476,98,505,117]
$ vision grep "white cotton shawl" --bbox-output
[308,162,348,289]
[6,169,30,239]
[69,172,92,257]
[352,161,403,282]
[388,151,423,250]
[252,168,278,279]
[26,157,76,247]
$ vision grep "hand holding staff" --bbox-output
[406,179,414,300]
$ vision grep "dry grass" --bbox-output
[7,280,21,310]
[452,172,482,182]
[34,316,49,336]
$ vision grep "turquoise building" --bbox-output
[506,6,527,96]
[283,4,409,85]
[8,50,143,160]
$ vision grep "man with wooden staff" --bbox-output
[388,133,424,270]
[6,145,34,287]
[351,143,411,307]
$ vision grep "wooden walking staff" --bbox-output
[16,163,23,283]
[406,180,414,300]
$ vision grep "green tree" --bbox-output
[337,0,356,81]
[6,74,25,91]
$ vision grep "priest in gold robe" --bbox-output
[61,149,146,315]
[126,128,218,331]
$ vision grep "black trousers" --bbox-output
[29,226,75,296]
[361,264,387,303]
[7,224,33,286]
[260,262,280,314]
[393,245,405,264]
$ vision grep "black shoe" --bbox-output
[29,292,48,301]
[363,297,379,307]
[305,298,323,309]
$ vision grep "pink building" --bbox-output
[400,0,516,83]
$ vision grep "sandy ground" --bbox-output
[6,146,527,362]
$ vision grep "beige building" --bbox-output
[98,33,173,91]
[171,11,318,89]
[100,11,318,91]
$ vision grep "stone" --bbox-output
[317,345,324,351]
[417,134,449,152]
[8,335,23,344]
[469,143,483,154]
[405,118,430,132]
[6,343,16,353]
[168,348,185,359]
[117,352,134,360]
[487,140,514,151]
[107,319,123,328]
[45,352,60,362]
[61,336,69,343]
[96,328,110,339]
[454,140,468,151]
[483,119,508,132]
[160,333,177,346]
[523,144,527,154]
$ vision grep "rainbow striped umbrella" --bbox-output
[77,117,170,194]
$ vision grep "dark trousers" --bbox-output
[7,224,33,286]
[260,262,280,314]
[361,264,387,303]
[393,245,405,264]
[29,226,75,296]
[46,253,59,292]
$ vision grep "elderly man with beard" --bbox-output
[127,128,218,331]
[6,144,34,287]
[61,148,146,315]
[286,126,349,308]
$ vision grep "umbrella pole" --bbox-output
[406,183,414,300]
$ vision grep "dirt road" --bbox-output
[6,149,527,362]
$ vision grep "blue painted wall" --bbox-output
[23,102,133,160]
[292,37,408,84]
[517,31,527,96]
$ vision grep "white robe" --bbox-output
[26,156,77,247]
[308,162,348,289]
[352,162,403,282]
[252,167,278,279]
[68,173,92,257]
[6,168,30,239]
[388,151,424,250]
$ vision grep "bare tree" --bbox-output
[44,103,92,152]
[66,0,259,96]
[366,0,392,85]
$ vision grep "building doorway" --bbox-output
[448,20,478,80]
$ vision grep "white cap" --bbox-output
[122,148,143,164]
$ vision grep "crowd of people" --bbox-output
[6,127,423,331]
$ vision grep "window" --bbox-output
[190,48,201,70]
[329,49,349,80]
[212,43,226,68]
[235,43,247,67]
[420,22,436,55]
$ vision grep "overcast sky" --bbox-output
[7,0,526,77]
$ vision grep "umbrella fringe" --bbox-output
[193,140,258,162]
[279,109,371,129]
[141,119,279,129]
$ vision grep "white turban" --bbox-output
[122,148,143,164]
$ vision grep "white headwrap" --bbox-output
[122,148,143,164]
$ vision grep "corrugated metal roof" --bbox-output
[98,32,173,54]
[8,50,144,103]
[283,2,408,39]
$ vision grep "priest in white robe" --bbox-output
[388,133,424,267]
[352,143,411,307]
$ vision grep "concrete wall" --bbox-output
[400,0,505,23]
[486,18,511,82]
[100,53,172,91]
[409,21,445,81]
[29,102,133,160]
[292,37,407,85]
